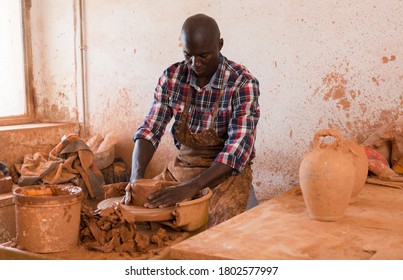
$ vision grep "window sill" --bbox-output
[0,122,79,132]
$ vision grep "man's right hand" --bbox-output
[122,138,156,204]
[121,181,135,204]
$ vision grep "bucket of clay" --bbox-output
[13,184,84,253]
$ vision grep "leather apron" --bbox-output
[153,85,252,227]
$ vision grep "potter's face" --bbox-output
[181,33,223,80]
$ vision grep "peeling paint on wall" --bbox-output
[315,72,351,110]
[381,55,396,63]
[30,0,402,201]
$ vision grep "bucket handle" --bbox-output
[313,129,345,150]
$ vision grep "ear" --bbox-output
[218,38,224,51]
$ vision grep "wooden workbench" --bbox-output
[0,222,192,260]
[169,184,403,260]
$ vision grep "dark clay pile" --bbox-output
[79,203,174,255]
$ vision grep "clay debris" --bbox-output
[103,182,127,199]
[80,203,170,254]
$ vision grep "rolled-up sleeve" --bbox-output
[133,71,173,149]
[215,78,260,173]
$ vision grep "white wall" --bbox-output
[30,0,402,201]
[30,0,79,122]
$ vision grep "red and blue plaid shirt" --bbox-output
[134,54,260,172]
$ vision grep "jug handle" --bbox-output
[313,129,345,149]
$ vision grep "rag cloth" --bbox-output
[15,134,104,198]
[363,116,403,174]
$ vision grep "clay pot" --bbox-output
[346,140,368,203]
[299,129,355,221]
[172,188,213,232]
[131,179,181,206]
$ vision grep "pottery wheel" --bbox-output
[97,196,175,222]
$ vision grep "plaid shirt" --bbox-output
[134,54,260,172]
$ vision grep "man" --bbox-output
[123,13,260,227]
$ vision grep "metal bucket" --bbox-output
[13,184,84,253]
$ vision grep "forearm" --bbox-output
[188,162,235,192]
[130,139,155,181]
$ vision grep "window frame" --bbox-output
[0,0,35,126]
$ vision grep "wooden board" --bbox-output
[169,184,403,260]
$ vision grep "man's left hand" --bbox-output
[143,184,199,208]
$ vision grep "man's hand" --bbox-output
[143,184,199,208]
[122,138,156,205]
[121,181,135,205]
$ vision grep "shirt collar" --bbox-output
[187,53,228,90]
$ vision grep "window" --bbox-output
[0,0,34,126]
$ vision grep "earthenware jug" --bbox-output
[299,129,355,221]
[346,140,368,203]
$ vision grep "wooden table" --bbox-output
[169,184,403,260]
[0,222,193,260]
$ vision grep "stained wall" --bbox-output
[29,0,402,201]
